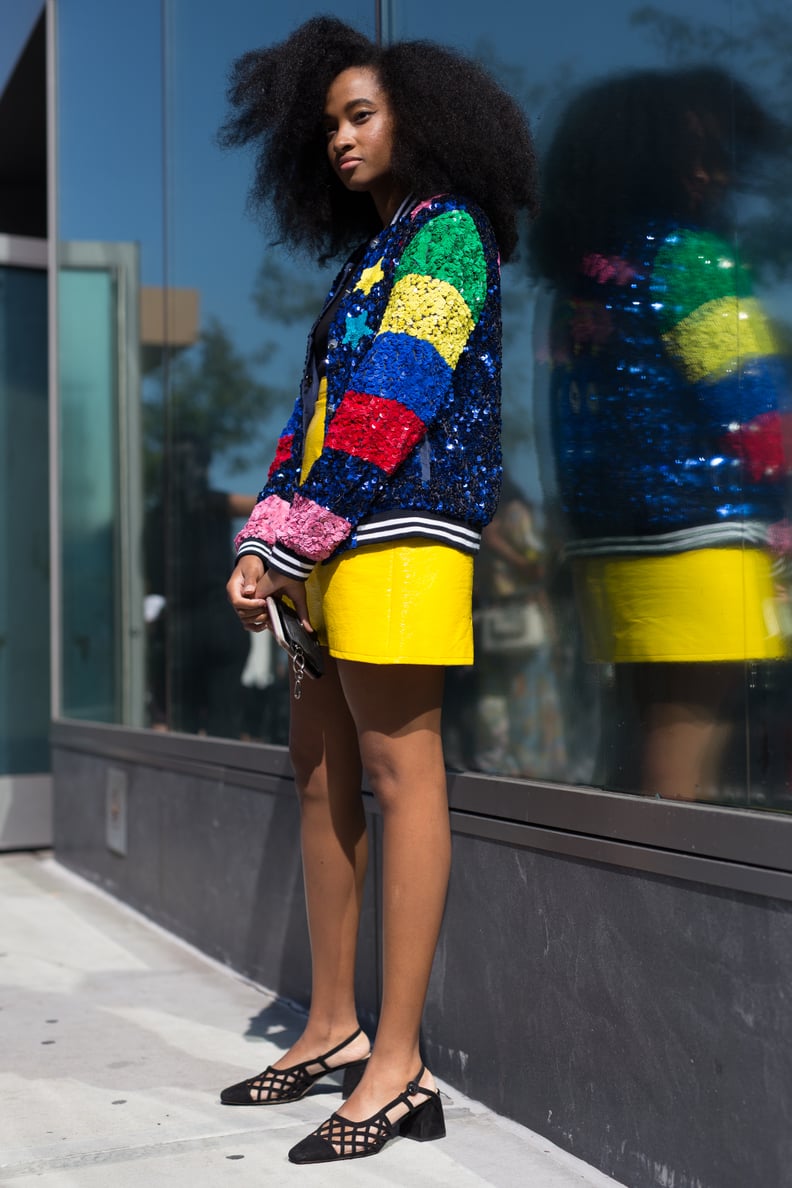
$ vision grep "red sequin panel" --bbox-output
[267,434,295,479]
[324,392,425,474]
[722,411,786,482]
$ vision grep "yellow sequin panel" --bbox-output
[377,273,474,369]
[662,296,777,384]
[356,258,384,296]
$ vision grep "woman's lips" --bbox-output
[338,157,362,171]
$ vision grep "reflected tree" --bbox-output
[143,315,281,504]
[251,254,329,327]
[143,252,328,500]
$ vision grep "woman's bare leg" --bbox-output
[335,662,451,1117]
[270,654,370,1071]
[636,663,740,801]
[641,702,734,800]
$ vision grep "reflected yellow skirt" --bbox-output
[305,539,474,665]
[574,548,786,663]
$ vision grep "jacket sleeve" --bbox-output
[266,207,490,580]
[652,228,790,482]
[233,402,303,565]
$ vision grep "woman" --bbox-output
[219,16,536,1165]
[531,67,790,800]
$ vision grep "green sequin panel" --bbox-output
[394,210,488,321]
[651,229,753,334]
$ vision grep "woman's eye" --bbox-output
[354,110,371,123]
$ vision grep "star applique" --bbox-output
[344,310,372,348]
[356,259,384,295]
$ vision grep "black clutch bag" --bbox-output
[266,596,324,680]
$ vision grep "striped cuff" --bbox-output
[235,540,271,566]
[235,539,314,581]
[265,542,314,581]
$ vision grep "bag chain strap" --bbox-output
[292,647,306,701]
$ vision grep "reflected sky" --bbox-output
[0,0,42,93]
[50,0,792,301]
[52,0,792,496]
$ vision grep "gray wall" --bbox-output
[52,728,792,1188]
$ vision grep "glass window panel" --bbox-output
[54,0,792,812]
[57,0,163,726]
[394,0,792,810]
[59,267,117,720]
[0,265,49,771]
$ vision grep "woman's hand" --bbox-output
[226,556,312,632]
[227,556,267,631]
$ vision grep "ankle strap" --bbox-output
[405,1064,426,1097]
[317,1026,363,1069]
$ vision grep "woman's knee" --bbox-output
[363,740,446,815]
[363,760,401,813]
[289,733,366,818]
[289,738,328,807]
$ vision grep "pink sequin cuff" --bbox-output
[233,494,291,552]
[279,492,352,561]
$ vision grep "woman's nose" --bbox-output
[334,122,354,152]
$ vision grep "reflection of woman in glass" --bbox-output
[220,17,536,1163]
[532,68,790,800]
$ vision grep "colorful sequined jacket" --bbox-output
[549,224,790,557]
[235,194,502,580]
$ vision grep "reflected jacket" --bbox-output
[235,194,502,580]
[549,223,790,558]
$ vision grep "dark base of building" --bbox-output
[52,721,792,1188]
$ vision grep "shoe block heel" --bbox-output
[341,1059,368,1097]
[399,1092,446,1142]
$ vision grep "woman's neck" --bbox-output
[372,181,410,226]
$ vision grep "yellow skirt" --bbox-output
[305,539,474,665]
[574,548,787,663]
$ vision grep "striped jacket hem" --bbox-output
[562,520,771,560]
[236,510,482,580]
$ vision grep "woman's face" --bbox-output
[683,110,729,214]
[324,66,400,220]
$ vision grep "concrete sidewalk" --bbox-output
[0,853,624,1187]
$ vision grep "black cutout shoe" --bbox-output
[220,1027,369,1106]
[287,1064,446,1163]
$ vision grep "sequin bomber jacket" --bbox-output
[550,223,791,559]
[235,194,502,580]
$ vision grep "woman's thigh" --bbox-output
[335,662,446,802]
[309,542,473,667]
